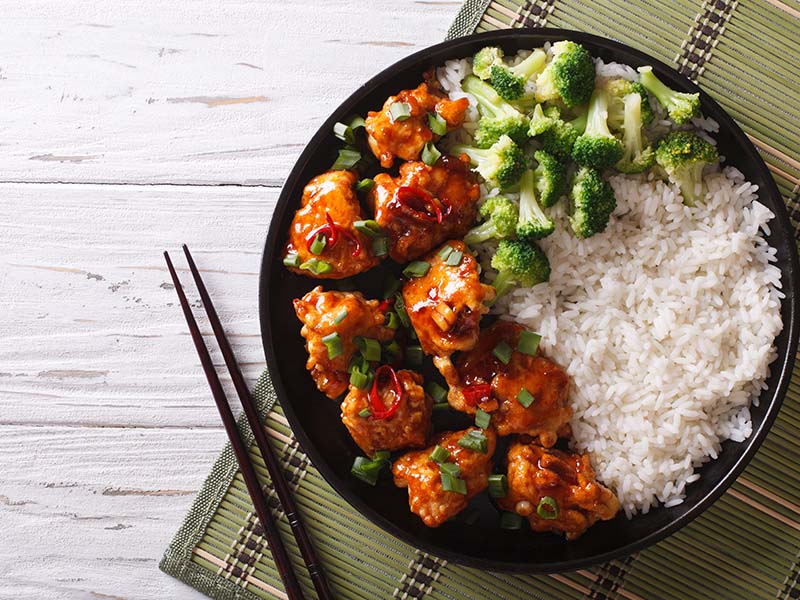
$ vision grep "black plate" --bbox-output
[259,29,800,572]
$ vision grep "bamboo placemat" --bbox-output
[161,2,800,598]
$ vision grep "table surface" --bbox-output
[0,3,458,598]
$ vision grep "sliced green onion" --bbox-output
[384,339,402,360]
[347,115,366,130]
[403,261,431,278]
[353,219,383,237]
[351,455,388,486]
[283,252,301,267]
[421,141,441,166]
[492,341,513,365]
[432,402,451,411]
[499,511,524,530]
[394,293,411,327]
[429,445,450,463]
[371,236,389,258]
[299,258,333,275]
[383,276,401,300]
[355,337,382,362]
[437,244,454,260]
[334,309,348,325]
[358,407,372,418]
[440,471,467,495]
[428,112,447,135]
[457,430,488,454]
[475,409,491,430]
[350,368,371,389]
[425,381,448,404]
[516,388,535,409]
[445,250,463,267]
[333,116,365,145]
[389,101,412,122]
[309,232,327,255]
[488,474,508,498]
[373,450,390,462]
[517,331,542,356]
[356,178,375,193]
[331,146,362,170]
[384,311,399,329]
[439,462,461,478]
[405,345,423,367]
[321,332,343,359]
[537,496,559,520]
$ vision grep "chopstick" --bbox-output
[180,245,334,600]
[164,250,310,600]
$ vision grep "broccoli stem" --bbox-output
[509,49,547,79]
[464,220,499,245]
[462,75,518,119]
[584,88,612,138]
[492,270,515,299]
[637,67,675,110]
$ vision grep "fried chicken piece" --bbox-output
[369,156,480,263]
[498,440,619,540]
[341,369,432,457]
[284,170,380,279]
[436,321,571,447]
[393,427,496,528]
[293,287,393,399]
[402,241,494,358]
[365,81,469,168]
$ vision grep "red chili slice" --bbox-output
[377,298,393,312]
[305,211,362,257]
[395,185,446,224]
[462,383,492,407]
[369,365,403,419]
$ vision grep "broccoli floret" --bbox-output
[615,93,656,174]
[462,75,530,148]
[569,167,616,238]
[473,46,504,80]
[533,150,567,207]
[535,41,596,108]
[464,196,519,244]
[528,104,558,136]
[528,104,582,160]
[491,239,551,298]
[655,130,719,206]
[571,87,624,169]
[516,169,555,241]
[489,49,547,102]
[604,79,654,131]
[452,134,527,190]
[637,66,700,125]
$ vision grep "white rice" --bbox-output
[437,50,784,516]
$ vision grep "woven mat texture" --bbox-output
[160,1,800,599]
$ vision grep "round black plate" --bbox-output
[259,29,800,572]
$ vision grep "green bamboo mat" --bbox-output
[161,2,800,598]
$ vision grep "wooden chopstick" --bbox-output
[181,244,334,600]
[163,250,306,600]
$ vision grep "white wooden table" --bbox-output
[0,3,455,597]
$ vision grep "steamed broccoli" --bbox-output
[491,239,551,298]
[464,196,519,244]
[516,168,555,241]
[452,134,527,190]
[615,93,656,174]
[462,75,529,148]
[535,41,596,108]
[571,86,624,169]
[604,78,654,132]
[528,104,583,160]
[489,49,547,102]
[569,167,616,238]
[473,46,504,80]
[637,66,700,125]
[655,130,719,206]
[533,150,567,207]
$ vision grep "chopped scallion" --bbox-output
[351,454,389,486]
[432,402,450,411]
[321,332,343,359]
[355,337,382,362]
[488,474,508,498]
[457,430,488,454]
[394,293,411,327]
[358,407,372,418]
[492,341,513,365]
[440,471,467,495]
[309,232,327,255]
[356,178,375,193]
[299,258,333,275]
[373,450,390,462]
[347,115,366,130]
[384,311,399,330]
[403,261,431,278]
[499,511,524,530]
[516,388,535,409]
[333,121,354,145]
[439,462,461,478]
[383,339,402,360]
[349,368,371,389]
[474,409,491,430]
[371,236,389,258]
[383,276,401,299]
[437,244,454,260]
[428,112,447,136]
[405,345,423,367]
[334,309,348,325]
[331,146,361,170]
[445,250,463,267]
[429,445,450,463]
[421,141,441,166]
[389,101,412,122]
[425,381,448,404]
[283,252,301,267]
[517,330,542,356]
[537,496,559,520]
[353,219,383,237]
